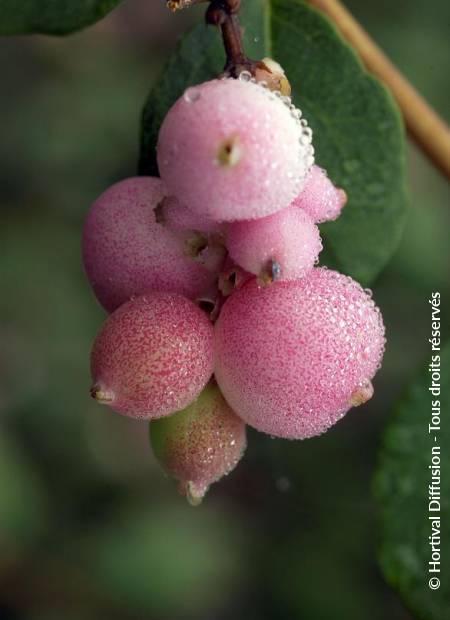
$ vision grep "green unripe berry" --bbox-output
[150,383,246,505]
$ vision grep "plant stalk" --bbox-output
[205,0,261,76]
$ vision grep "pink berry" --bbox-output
[226,206,322,282]
[150,382,246,505]
[90,293,214,420]
[214,268,385,439]
[292,165,347,223]
[157,78,314,222]
[82,177,225,313]
[160,196,222,234]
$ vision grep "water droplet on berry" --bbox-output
[238,70,252,82]
[183,87,201,103]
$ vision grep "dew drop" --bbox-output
[183,87,201,103]
[238,70,252,82]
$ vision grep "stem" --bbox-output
[221,13,246,65]
[205,0,261,77]
[307,0,450,179]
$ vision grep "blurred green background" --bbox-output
[0,1,449,618]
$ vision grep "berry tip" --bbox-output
[90,384,114,405]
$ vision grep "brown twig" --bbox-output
[167,0,257,75]
[307,0,450,179]
[205,0,262,77]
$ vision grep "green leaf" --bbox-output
[374,340,450,620]
[0,434,49,552]
[139,0,407,284]
[0,0,122,35]
[82,505,247,615]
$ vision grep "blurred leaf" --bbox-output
[0,0,122,35]
[0,43,157,217]
[374,340,450,620]
[0,433,48,552]
[0,212,109,497]
[28,613,97,620]
[139,0,407,284]
[84,505,246,615]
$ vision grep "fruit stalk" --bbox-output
[168,0,261,77]
[205,0,260,77]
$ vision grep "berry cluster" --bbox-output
[84,74,385,504]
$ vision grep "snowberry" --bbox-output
[82,177,225,313]
[150,382,246,505]
[292,164,347,223]
[90,293,214,420]
[214,268,385,439]
[157,78,314,222]
[159,195,222,235]
[226,206,322,282]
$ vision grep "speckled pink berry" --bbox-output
[90,293,214,420]
[150,382,246,505]
[82,177,225,313]
[157,78,314,222]
[160,196,222,235]
[214,268,385,439]
[226,206,322,282]
[292,165,347,223]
